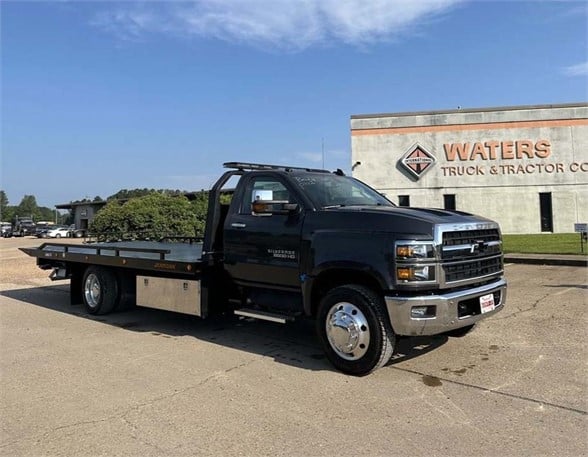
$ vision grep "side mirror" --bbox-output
[251,200,299,215]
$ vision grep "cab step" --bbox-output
[233,308,294,324]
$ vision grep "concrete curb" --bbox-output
[504,254,588,267]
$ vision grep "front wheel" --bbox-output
[317,285,395,376]
[82,266,119,315]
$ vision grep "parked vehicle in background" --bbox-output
[68,224,86,238]
[72,230,86,238]
[13,217,35,237]
[35,222,55,238]
[46,226,71,238]
[1,222,12,238]
[36,229,49,238]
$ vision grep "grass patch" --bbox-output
[502,233,587,255]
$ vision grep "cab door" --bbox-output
[224,175,304,290]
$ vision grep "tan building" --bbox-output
[350,103,588,234]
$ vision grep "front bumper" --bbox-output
[385,278,506,336]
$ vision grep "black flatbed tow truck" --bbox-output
[22,162,507,375]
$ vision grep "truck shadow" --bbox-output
[2,284,449,373]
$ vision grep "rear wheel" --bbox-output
[317,285,395,376]
[82,266,119,315]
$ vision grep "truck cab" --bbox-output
[13,217,35,237]
[206,163,506,374]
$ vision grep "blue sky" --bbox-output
[2,0,587,208]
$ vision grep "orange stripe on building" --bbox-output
[351,118,588,136]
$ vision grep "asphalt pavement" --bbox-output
[1,237,587,457]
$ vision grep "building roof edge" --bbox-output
[350,102,588,120]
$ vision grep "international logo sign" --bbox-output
[400,144,436,179]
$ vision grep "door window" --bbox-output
[241,178,294,214]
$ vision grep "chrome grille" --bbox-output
[438,225,503,286]
[444,256,503,283]
[443,229,500,247]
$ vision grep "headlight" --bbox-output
[395,241,436,283]
[395,242,434,259]
[396,265,435,282]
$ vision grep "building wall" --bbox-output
[351,104,588,234]
[72,203,103,230]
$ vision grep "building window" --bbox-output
[444,194,456,211]
[539,193,553,232]
[398,195,410,207]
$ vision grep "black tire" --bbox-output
[445,324,475,338]
[82,266,119,315]
[55,234,61,238]
[316,285,395,376]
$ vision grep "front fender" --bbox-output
[301,230,394,315]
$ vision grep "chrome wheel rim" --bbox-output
[84,273,101,309]
[325,302,370,360]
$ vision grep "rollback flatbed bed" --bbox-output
[23,240,205,273]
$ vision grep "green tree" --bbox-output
[107,188,153,201]
[88,200,127,240]
[189,190,232,237]
[190,191,209,237]
[0,190,8,221]
[17,195,39,220]
[107,188,186,201]
[2,207,15,223]
[90,193,196,241]
[62,211,74,225]
[37,207,57,223]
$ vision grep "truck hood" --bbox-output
[336,206,488,224]
[324,206,498,234]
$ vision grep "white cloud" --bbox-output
[91,0,464,50]
[563,61,588,77]
[90,5,167,42]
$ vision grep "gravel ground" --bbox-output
[0,237,85,287]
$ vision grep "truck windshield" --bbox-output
[293,174,394,209]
